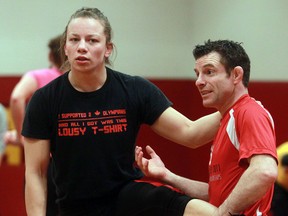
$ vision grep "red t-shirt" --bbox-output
[209,94,277,215]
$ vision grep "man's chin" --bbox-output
[202,102,213,108]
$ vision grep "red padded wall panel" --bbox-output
[0,76,287,215]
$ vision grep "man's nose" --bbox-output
[195,74,205,87]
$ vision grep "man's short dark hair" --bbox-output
[193,39,250,87]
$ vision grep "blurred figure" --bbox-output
[5,34,64,216]
[0,103,7,166]
[270,142,288,216]
[5,34,64,146]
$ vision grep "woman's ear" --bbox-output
[64,44,68,57]
[105,42,113,57]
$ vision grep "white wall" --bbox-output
[188,0,288,81]
[0,0,287,80]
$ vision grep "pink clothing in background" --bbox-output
[24,67,62,88]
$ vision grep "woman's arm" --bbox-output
[151,107,221,149]
[24,137,50,216]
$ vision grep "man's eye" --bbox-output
[207,70,214,75]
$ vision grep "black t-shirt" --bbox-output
[22,67,172,203]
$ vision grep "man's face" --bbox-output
[194,52,236,113]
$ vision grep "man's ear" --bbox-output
[232,66,244,84]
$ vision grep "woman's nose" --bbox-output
[77,39,87,52]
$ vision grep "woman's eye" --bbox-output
[89,39,98,43]
[70,38,79,42]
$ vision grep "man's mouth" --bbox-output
[200,90,212,96]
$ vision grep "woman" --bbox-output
[23,7,219,216]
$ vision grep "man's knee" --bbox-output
[184,199,217,216]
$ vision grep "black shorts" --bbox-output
[115,180,192,216]
[58,180,192,216]
[59,196,117,216]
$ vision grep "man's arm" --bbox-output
[135,145,209,200]
[151,107,221,149]
[24,137,50,216]
[217,154,278,215]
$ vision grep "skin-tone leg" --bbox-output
[184,199,217,216]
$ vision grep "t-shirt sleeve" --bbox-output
[238,105,277,163]
[134,76,172,125]
[22,89,52,139]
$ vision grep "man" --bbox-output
[136,40,278,215]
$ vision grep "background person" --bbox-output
[136,39,278,216]
[5,34,64,146]
[5,34,64,216]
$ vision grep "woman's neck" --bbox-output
[69,67,107,92]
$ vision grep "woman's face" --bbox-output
[64,17,112,73]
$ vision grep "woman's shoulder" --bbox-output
[108,67,152,87]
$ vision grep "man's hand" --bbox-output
[135,145,168,180]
